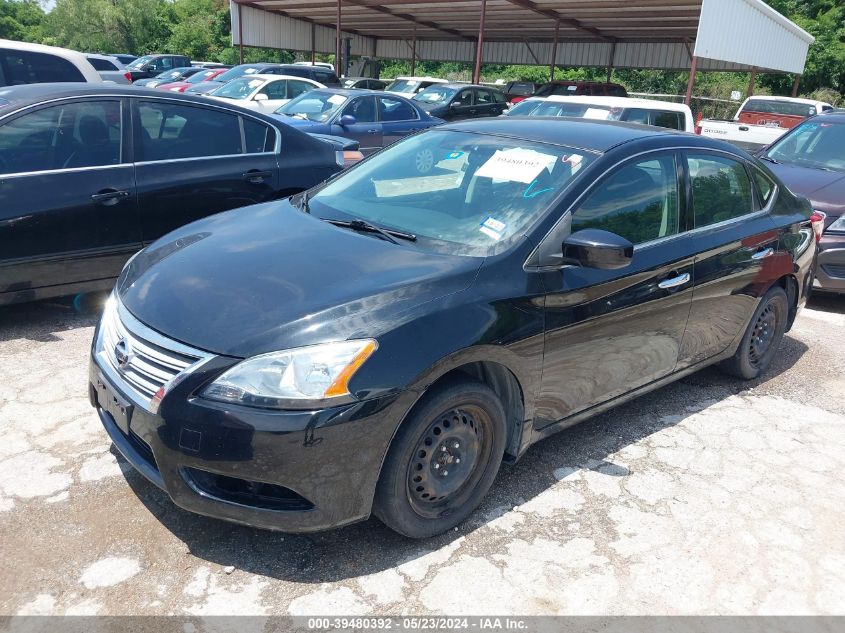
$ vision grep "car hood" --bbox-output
[768,161,845,219]
[117,201,482,358]
[185,81,223,94]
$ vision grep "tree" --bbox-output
[0,0,45,42]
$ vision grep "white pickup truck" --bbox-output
[698,95,834,151]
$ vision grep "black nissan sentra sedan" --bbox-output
[90,118,818,538]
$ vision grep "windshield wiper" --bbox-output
[324,218,417,244]
[297,190,310,214]
[759,155,779,164]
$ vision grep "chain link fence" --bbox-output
[630,93,740,120]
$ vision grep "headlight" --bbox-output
[826,215,845,234]
[202,339,377,409]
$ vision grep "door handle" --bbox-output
[658,272,691,289]
[367,129,379,134]
[243,170,272,183]
[91,189,129,205]
[739,126,749,131]
[751,247,774,260]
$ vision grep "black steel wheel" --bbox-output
[720,285,788,380]
[374,378,506,538]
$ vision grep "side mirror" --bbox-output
[450,101,460,109]
[253,93,269,102]
[562,229,633,270]
[339,114,357,126]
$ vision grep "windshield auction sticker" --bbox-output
[476,148,557,183]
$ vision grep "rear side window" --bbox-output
[87,57,119,71]
[287,80,315,100]
[492,91,506,104]
[750,166,775,207]
[572,155,680,245]
[688,154,754,227]
[0,100,122,174]
[607,85,628,97]
[378,96,417,122]
[653,111,683,130]
[0,49,86,85]
[137,101,242,161]
[315,71,339,85]
[243,117,275,154]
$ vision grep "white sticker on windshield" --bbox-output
[480,217,507,241]
[475,148,557,183]
[583,107,610,120]
[328,95,348,105]
[244,68,259,74]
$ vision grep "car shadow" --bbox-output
[116,333,809,584]
[807,293,845,314]
[0,292,106,342]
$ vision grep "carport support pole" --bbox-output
[791,75,800,97]
[311,23,316,64]
[335,0,342,76]
[411,36,417,76]
[237,3,244,64]
[472,0,487,84]
[747,67,757,97]
[606,41,616,84]
[684,55,698,106]
[549,20,559,81]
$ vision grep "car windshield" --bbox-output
[211,77,263,99]
[187,70,218,84]
[505,99,544,116]
[510,101,614,120]
[276,90,348,122]
[414,86,457,104]
[214,65,261,83]
[156,69,184,82]
[126,55,154,69]
[310,129,596,256]
[342,78,361,88]
[386,79,421,93]
[765,120,845,172]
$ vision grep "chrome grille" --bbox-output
[96,297,212,410]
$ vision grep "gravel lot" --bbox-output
[1,293,844,616]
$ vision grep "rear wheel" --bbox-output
[373,379,506,538]
[719,285,788,380]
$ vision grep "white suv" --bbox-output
[0,39,102,87]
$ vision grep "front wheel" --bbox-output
[373,379,506,538]
[719,285,788,380]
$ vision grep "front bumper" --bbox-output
[814,233,845,294]
[89,351,410,533]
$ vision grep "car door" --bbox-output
[0,97,139,299]
[473,88,497,118]
[377,95,424,146]
[447,88,476,121]
[675,151,782,369]
[536,152,695,425]
[132,98,279,244]
[333,95,382,155]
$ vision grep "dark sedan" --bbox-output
[758,111,845,293]
[272,88,439,155]
[0,83,349,306]
[90,118,816,538]
[413,83,507,121]
[133,66,203,88]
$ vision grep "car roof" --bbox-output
[814,111,845,122]
[391,76,447,82]
[439,117,692,152]
[541,95,691,113]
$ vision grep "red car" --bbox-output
[157,68,227,93]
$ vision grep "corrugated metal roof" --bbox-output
[231,0,813,73]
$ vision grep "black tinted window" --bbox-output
[653,111,683,130]
[137,102,242,161]
[344,96,377,123]
[0,49,86,85]
[378,96,417,122]
[315,71,339,85]
[475,89,492,104]
[492,90,506,104]
[0,100,122,174]
[88,57,119,71]
[573,156,680,245]
[688,154,753,227]
[243,118,275,153]
[607,85,628,97]
[751,166,775,207]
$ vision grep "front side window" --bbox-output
[454,90,474,107]
[379,96,417,122]
[475,89,492,105]
[311,130,595,255]
[137,102,242,161]
[343,96,377,123]
[0,100,121,174]
[259,80,287,100]
[687,154,753,227]
[572,156,679,245]
[0,50,85,85]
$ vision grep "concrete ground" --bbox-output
[1,293,844,617]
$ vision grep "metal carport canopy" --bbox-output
[230,0,813,75]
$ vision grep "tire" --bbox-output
[719,285,788,380]
[373,378,507,538]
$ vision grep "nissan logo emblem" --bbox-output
[114,339,132,369]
